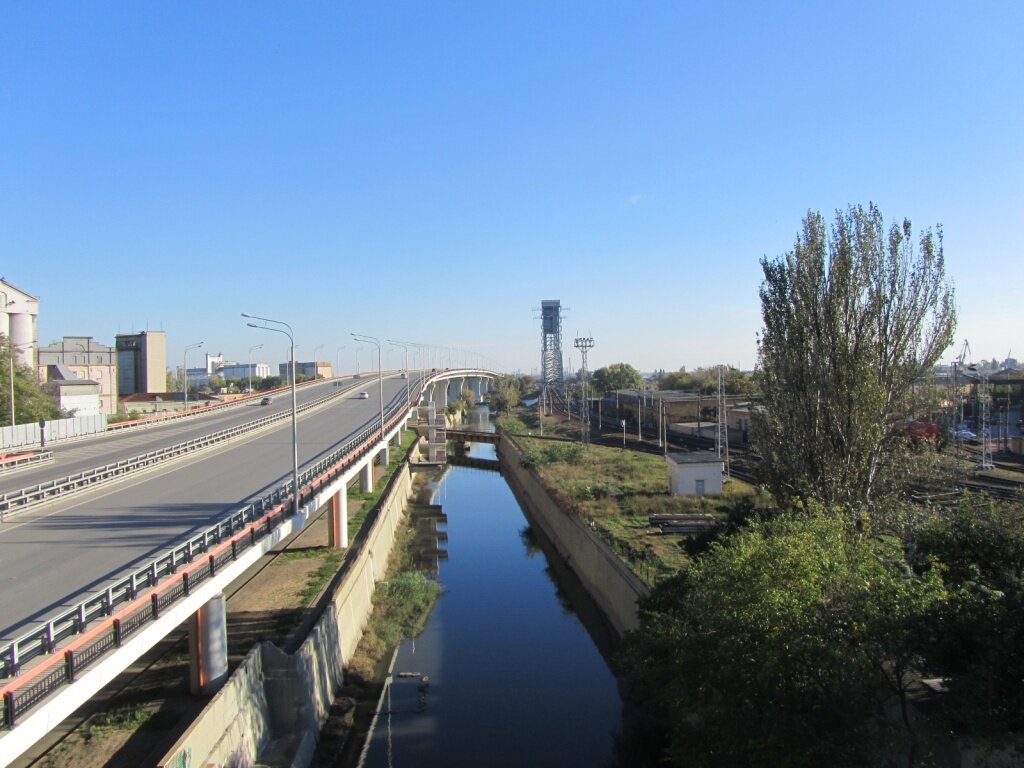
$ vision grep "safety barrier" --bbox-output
[0,384,353,517]
[0,452,53,474]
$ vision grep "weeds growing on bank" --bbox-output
[345,525,442,681]
[504,429,765,583]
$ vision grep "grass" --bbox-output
[346,429,420,539]
[82,702,154,740]
[345,526,442,681]
[501,408,766,583]
[275,546,347,603]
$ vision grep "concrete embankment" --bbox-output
[497,435,650,636]
[158,463,414,768]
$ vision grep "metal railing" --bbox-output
[0,452,53,474]
[0,384,353,517]
[0,378,434,730]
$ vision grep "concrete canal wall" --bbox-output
[497,435,650,636]
[159,465,414,768]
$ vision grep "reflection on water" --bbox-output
[361,441,622,767]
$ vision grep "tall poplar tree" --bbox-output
[753,203,955,509]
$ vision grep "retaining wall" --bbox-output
[497,436,649,636]
[159,465,413,768]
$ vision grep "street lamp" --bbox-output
[336,346,346,378]
[244,313,300,516]
[183,341,204,414]
[313,345,324,379]
[352,333,385,442]
[387,339,413,408]
[248,344,263,394]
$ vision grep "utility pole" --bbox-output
[573,336,594,443]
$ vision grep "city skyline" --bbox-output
[2,3,1021,374]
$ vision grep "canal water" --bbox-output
[360,426,623,766]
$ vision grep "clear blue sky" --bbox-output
[2,2,1021,375]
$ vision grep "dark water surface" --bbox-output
[361,442,622,767]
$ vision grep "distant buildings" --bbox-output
[116,331,167,396]
[37,336,119,415]
[0,278,39,367]
[280,361,331,381]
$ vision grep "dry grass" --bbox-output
[512,434,759,582]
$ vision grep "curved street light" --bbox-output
[243,312,299,516]
[183,341,204,414]
[387,339,413,407]
[248,344,263,394]
[352,333,385,442]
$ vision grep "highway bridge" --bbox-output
[0,368,495,766]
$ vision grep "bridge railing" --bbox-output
[0,377,436,730]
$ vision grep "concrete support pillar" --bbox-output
[378,444,390,466]
[189,592,228,695]
[360,460,373,493]
[390,428,402,447]
[328,488,348,549]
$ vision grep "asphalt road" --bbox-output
[0,376,367,497]
[0,373,419,642]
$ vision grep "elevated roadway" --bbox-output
[0,373,415,643]
[0,376,362,498]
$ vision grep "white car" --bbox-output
[358,391,369,399]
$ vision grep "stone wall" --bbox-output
[497,436,649,636]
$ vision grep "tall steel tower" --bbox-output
[539,301,564,409]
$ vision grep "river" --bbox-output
[360,422,623,767]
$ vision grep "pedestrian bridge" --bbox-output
[0,367,497,767]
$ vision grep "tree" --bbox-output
[591,362,643,394]
[658,369,693,390]
[621,510,946,767]
[0,334,63,426]
[753,203,956,509]
[488,375,521,414]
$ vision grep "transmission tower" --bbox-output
[716,366,731,478]
[574,336,594,443]
[536,300,565,416]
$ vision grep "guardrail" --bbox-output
[0,452,53,474]
[0,379,429,730]
[0,384,354,518]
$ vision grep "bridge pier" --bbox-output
[189,593,228,695]
[378,444,389,466]
[328,488,348,549]
[360,461,373,493]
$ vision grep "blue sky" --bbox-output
[2,2,1021,375]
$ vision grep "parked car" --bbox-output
[951,427,976,441]
[261,396,273,405]
[358,391,369,399]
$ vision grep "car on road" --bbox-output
[357,391,369,399]
[950,427,976,441]
[261,396,273,405]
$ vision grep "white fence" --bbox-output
[0,415,107,451]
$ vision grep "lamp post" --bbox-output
[248,344,263,394]
[183,341,204,414]
[313,345,324,379]
[352,333,385,442]
[336,346,346,378]
[244,313,300,516]
[387,339,413,408]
